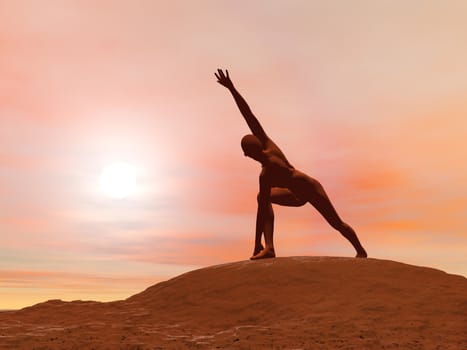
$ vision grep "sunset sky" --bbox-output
[1,0,466,309]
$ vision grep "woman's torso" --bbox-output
[262,145,314,192]
[262,151,295,188]
[261,138,315,191]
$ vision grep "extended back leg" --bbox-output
[307,181,367,258]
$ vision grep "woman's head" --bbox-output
[241,134,264,161]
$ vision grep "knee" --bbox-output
[331,219,347,231]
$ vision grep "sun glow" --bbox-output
[100,162,137,199]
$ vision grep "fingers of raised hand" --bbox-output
[215,68,231,86]
[218,68,227,79]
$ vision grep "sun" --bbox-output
[100,162,137,199]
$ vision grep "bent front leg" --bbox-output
[251,196,276,260]
[262,200,275,249]
[254,192,275,248]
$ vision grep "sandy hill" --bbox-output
[0,257,466,349]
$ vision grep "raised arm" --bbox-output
[215,69,268,145]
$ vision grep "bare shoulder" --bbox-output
[264,137,281,152]
[264,137,294,168]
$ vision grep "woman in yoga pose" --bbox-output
[214,69,367,260]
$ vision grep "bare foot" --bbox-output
[252,244,264,256]
[356,249,368,258]
[250,247,276,260]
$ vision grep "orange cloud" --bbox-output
[0,269,164,309]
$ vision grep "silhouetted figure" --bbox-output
[215,69,368,260]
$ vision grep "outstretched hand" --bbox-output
[215,68,234,89]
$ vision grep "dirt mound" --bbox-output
[1,257,466,349]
